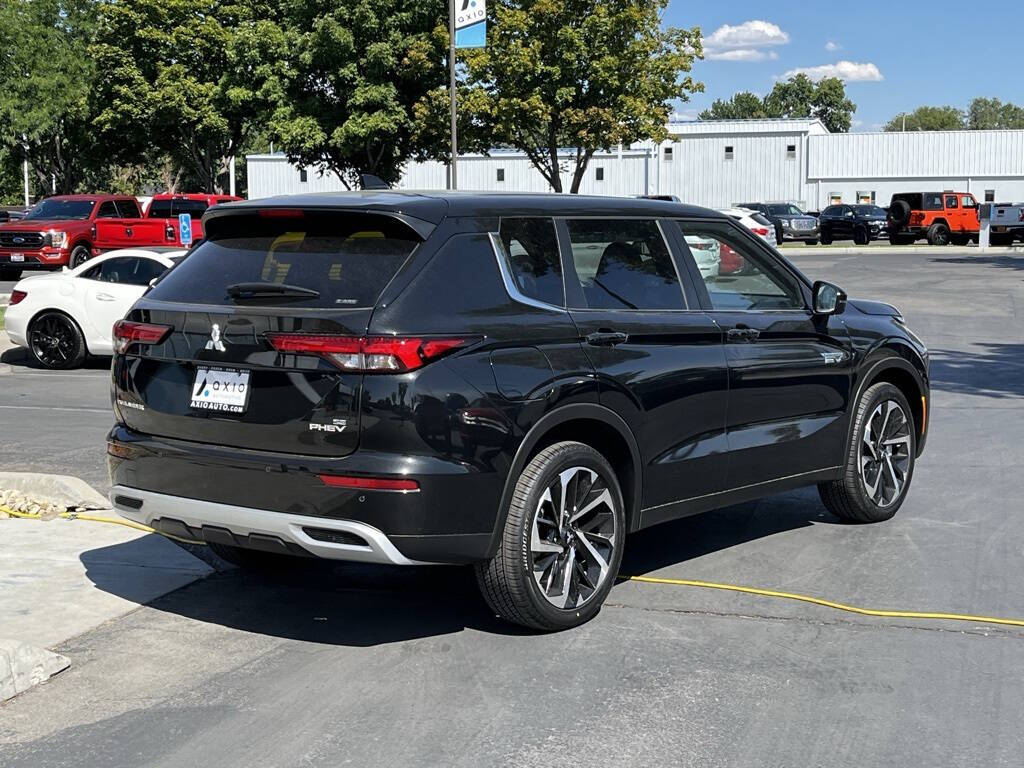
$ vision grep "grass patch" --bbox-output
[0,306,5,331]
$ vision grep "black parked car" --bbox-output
[819,204,888,245]
[107,192,929,630]
[738,202,820,244]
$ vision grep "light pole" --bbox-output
[448,0,458,190]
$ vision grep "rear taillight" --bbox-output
[752,227,770,236]
[266,334,472,373]
[165,224,175,241]
[318,474,420,492]
[113,320,172,354]
[9,289,26,306]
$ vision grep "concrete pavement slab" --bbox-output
[0,517,212,650]
[0,641,69,702]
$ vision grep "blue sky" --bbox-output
[665,0,1024,130]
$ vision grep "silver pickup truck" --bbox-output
[990,203,1024,244]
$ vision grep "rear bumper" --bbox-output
[106,425,503,563]
[3,301,29,346]
[111,485,431,565]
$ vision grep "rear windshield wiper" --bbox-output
[226,282,320,301]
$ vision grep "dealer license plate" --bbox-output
[190,367,251,414]
[10,253,24,262]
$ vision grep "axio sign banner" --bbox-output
[455,0,486,48]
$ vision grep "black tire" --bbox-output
[990,233,1013,246]
[853,226,869,246]
[819,227,833,246]
[818,382,916,523]
[0,267,23,281]
[475,441,625,631]
[28,311,87,369]
[804,239,819,246]
[888,200,911,227]
[208,542,306,570]
[926,222,950,246]
[69,244,91,268]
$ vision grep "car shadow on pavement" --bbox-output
[931,254,1024,272]
[928,344,1024,399]
[80,490,836,645]
[1,345,111,370]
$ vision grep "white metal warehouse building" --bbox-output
[246,119,1024,210]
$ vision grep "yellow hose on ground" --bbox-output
[5,503,1023,628]
[626,575,1024,628]
[0,504,205,546]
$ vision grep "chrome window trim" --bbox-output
[488,231,567,313]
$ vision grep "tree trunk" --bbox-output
[569,149,595,194]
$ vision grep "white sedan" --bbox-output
[5,248,184,369]
[718,207,779,248]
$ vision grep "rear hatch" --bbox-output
[113,208,425,457]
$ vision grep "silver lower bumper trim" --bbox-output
[110,485,432,566]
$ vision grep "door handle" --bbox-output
[586,330,629,347]
[96,293,116,301]
[727,327,760,342]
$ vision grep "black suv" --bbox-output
[738,202,820,245]
[108,192,929,631]
[818,204,888,245]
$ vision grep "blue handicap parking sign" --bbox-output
[179,213,192,246]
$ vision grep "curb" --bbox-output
[0,293,9,307]
[781,245,1024,256]
[0,472,109,511]
[0,639,70,702]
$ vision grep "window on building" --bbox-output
[663,146,674,161]
[496,217,564,307]
[595,167,604,182]
[829,193,842,205]
[856,191,875,204]
[985,190,996,203]
[497,168,505,182]
[786,144,797,159]
[299,169,308,183]
[724,146,734,160]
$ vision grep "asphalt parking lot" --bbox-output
[2,248,1024,766]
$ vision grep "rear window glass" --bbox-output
[148,200,209,220]
[145,211,420,308]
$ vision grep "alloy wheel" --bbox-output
[860,400,912,508]
[529,466,618,609]
[30,315,76,368]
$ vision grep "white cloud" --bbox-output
[782,61,884,82]
[703,20,789,62]
[825,41,841,52]
[707,48,779,62]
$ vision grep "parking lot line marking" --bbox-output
[0,404,109,414]
[627,575,1024,629]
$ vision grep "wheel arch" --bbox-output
[486,403,644,558]
[850,350,928,457]
[28,306,91,355]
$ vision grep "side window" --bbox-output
[95,257,143,285]
[676,221,804,312]
[566,219,685,310]
[96,201,118,218]
[496,217,564,307]
[961,195,977,209]
[945,196,958,209]
[116,199,141,218]
[822,206,839,217]
[129,258,168,286]
[80,264,102,280]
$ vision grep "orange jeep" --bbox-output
[886,191,979,246]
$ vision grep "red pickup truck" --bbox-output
[0,193,241,279]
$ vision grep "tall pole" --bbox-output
[22,158,29,208]
[229,156,237,196]
[448,0,458,190]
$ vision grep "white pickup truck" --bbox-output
[990,202,1024,244]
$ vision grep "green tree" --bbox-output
[699,92,769,121]
[0,0,99,196]
[460,0,703,193]
[267,0,448,189]
[700,75,855,133]
[883,105,965,131]
[91,0,279,193]
[967,98,1024,130]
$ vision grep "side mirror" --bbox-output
[813,281,847,315]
